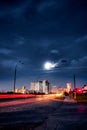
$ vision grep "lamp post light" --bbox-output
[13,61,24,93]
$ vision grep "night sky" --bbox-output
[0,0,87,91]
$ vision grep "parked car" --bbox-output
[72,86,87,99]
[73,88,83,95]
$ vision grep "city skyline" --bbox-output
[0,0,87,91]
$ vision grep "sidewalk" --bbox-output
[64,96,77,103]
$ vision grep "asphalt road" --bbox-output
[0,96,87,130]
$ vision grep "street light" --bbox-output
[13,61,24,93]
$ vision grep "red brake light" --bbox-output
[78,89,81,92]
[77,88,82,93]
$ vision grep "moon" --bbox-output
[44,61,56,70]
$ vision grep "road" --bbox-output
[0,94,59,112]
[0,95,87,130]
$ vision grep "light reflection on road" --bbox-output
[77,104,87,113]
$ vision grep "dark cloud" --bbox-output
[0,0,87,90]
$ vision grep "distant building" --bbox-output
[15,88,19,93]
[14,86,29,94]
[30,82,35,90]
[43,80,50,94]
[21,86,26,94]
[51,86,58,93]
[66,83,72,93]
[30,80,51,94]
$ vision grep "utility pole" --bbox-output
[74,74,76,89]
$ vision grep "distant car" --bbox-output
[72,87,87,98]
[72,88,83,99]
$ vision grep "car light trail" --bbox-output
[0,94,35,99]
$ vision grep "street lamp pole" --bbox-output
[13,61,24,93]
[14,64,17,93]
[74,74,76,89]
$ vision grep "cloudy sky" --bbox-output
[0,0,87,91]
